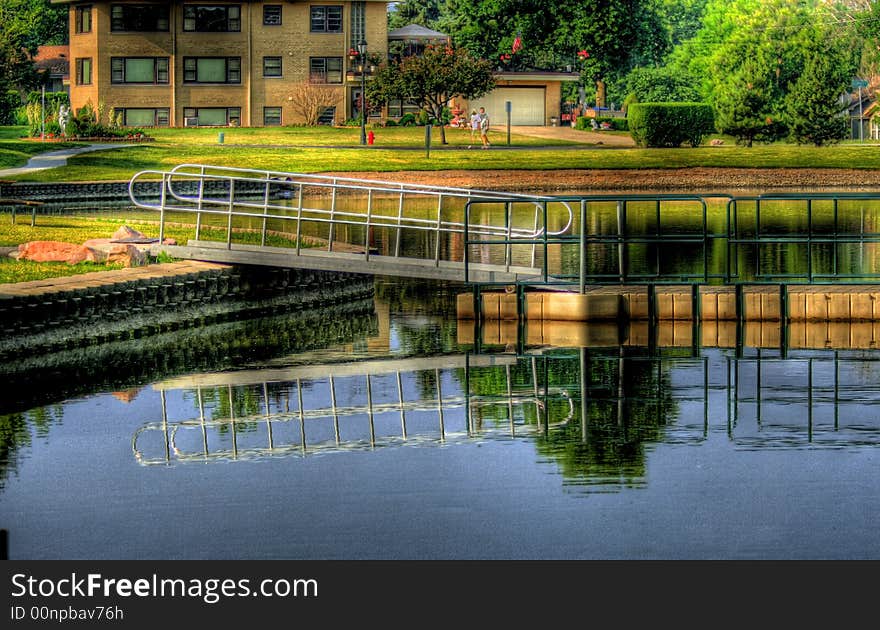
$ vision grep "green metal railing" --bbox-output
[464,191,880,291]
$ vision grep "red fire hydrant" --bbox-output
[367,130,375,145]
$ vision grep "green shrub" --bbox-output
[14,106,28,125]
[24,92,71,137]
[398,113,417,127]
[628,102,715,148]
[0,90,21,125]
[382,118,398,127]
[575,116,629,132]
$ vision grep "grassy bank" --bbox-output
[0,127,83,170]
[1,125,879,183]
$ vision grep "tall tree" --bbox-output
[436,0,669,106]
[365,44,495,144]
[388,0,443,30]
[0,0,68,94]
[785,32,860,146]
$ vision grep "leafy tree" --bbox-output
[618,65,702,106]
[713,62,784,146]
[656,0,709,46]
[785,34,859,146]
[436,0,669,106]
[365,44,495,144]
[0,0,68,97]
[388,0,443,29]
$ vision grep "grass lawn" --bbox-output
[1,124,879,183]
[0,257,124,284]
[0,126,84,170]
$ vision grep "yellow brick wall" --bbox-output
[66,1,388,127]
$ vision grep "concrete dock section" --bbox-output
[457,285,880,322]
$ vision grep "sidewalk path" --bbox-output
[0,143,124,178]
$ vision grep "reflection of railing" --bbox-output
[465,192,880,290]
[131,346,880,467]
[128,164,573,274]
[133,353,562,466]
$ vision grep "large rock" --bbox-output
[17,241,85,263]
[86,242,147,267]
[111,225,154,243]
[106,243,147,267]
[16,240,146,267]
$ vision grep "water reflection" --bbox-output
[126,340,880,496]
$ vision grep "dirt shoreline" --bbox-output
[329,167,880,193]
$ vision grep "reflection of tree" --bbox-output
[0,405,63,490]
[376,277,463,398]
[465,351,677,488]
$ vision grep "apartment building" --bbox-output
[57,0,389,127]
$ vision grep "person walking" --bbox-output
[479,106,491,148]
[468,110,481,148]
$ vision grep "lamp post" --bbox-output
[358,39,368,145]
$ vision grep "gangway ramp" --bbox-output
[129,164,574,284]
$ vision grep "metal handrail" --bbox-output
[464,192,880,290]
[129,165,575,271]
[129,164,574,238]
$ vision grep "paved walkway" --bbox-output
[0,143,124,178]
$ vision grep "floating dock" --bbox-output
[457,285,880,322]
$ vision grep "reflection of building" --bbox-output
[59,0,388,126]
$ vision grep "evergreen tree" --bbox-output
[785,35,859,146]
[713,62,783,146]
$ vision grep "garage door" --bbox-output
[472,87,545,126]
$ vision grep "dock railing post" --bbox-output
[579,199,586,294]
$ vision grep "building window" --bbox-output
[310,6,342,33]
[111,5,170,31]
[119,108,170,127]
[263,57,282,78]
[263,5,282,25]
[387,98,420,119]
[183,107,241,126]
[75,6,92,33]
[111,58,169,84]
[183,5,241,32]
[264,107,282,126]
[317,106,336,125]
[309,57,342,84]
[75,58,92,85]
[183,57,241,83]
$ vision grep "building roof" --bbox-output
[388,24,449,41]
[33,45,69,77]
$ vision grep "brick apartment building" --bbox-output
[55,0,389,127]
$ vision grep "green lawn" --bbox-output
[2,124,878,183]
[0,127,84,169]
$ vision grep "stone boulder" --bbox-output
[16,239,147,267]
[85,242,147,267]
[111,225,157,244]
[17,241,87,263]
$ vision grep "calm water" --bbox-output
[2,275,879,560]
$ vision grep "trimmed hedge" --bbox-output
[627,102,715,148]
[574,116,629,131]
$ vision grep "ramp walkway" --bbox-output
[129,164,574,284]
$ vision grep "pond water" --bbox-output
[2,274,879,560]
[3,194,880,560]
